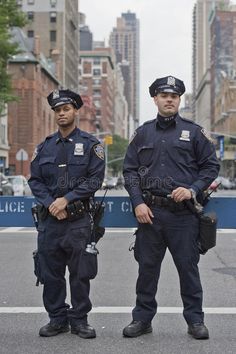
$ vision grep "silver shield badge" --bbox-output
[53,90,60,99]
[74,143,84,155]
[167,76,176,86]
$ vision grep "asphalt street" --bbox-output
[0,225,235,354]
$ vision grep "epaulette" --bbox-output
[80,130,99,144]
[44,132,57,140]
[142,118,156,126]
[179,116,196,125]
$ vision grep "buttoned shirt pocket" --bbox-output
[39,156,56,178]
[173,139,192,151]
[137,143,154,166]
[68,155,89,177]
[172,139,195,166]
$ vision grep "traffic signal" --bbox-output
[104,135,113,145]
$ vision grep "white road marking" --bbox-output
[0,307,236,314]
[0,228,135,234]
[0,228,235,234]
[0,227,25,233]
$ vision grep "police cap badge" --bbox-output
[47,89,83,110]
[149,76,185,97]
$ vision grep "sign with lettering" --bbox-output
[0,196,236,228]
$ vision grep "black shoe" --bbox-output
[188,323,209,339]
[39,322,69,337]
[71,323,96,339]
[123,320,152,338]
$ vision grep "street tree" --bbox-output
[0,0,26,113]
[108,134,129,175]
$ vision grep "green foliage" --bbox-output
[0,0,27,112]
[107,134,129,175]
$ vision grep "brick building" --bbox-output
[79,48,115,134]
[17,0,79,90]
[8,28,59,176]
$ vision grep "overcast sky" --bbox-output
[79,0,226,124]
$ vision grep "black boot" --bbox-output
[39,322,69,337]
[188,323,209,339]
[123,320,152,338]
[71,323,96,339]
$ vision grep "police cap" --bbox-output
[47,89,83,110]
[149,76,185,97]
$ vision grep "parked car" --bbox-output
[215,176,235,190]
[0,173,14,195]
[102,176,119,189]
[7,175,32,196]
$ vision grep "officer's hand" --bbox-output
[171,187,191,202]
[55,210,68,220]
[49,197,69,217]
[135,203,154,224]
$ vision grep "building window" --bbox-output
[50,0,57,7]
[93,78,101,86]
[27,0,35,4]
[50,12,57,23]
[83,61,92,74]
[93,58,101,65]
[93,68,101,76]
[27,30,34,38]
[96,109,101,117]
[102,62,107,74]
[27,12,34,20]
[93,89,101,97]
[50,30,57,42]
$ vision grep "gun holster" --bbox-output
[185,199,217,255]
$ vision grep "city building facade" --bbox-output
[79,48,115,134]
[17,0,79,90]
[0,106,9,173]
[109,11,140,136]
[192,0,229,130]
[7,28,59,176]
[210,7,236,131]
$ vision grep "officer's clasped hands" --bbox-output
[49,197,68,219]
[171,187,192,203]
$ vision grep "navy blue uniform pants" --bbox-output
[37,214,92,326]
[133,206,204,325]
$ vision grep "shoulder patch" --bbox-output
[201,128,213,143]
[93,143,104,160]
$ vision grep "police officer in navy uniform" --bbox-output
[122,76,220,339]
[29,89,105,338]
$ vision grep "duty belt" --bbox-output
[144,193,187,212]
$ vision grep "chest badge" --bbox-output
[74,143,84,155]
[179,130,190,141]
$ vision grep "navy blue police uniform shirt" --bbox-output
[29,127,105,207]
[123,114,220,208]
